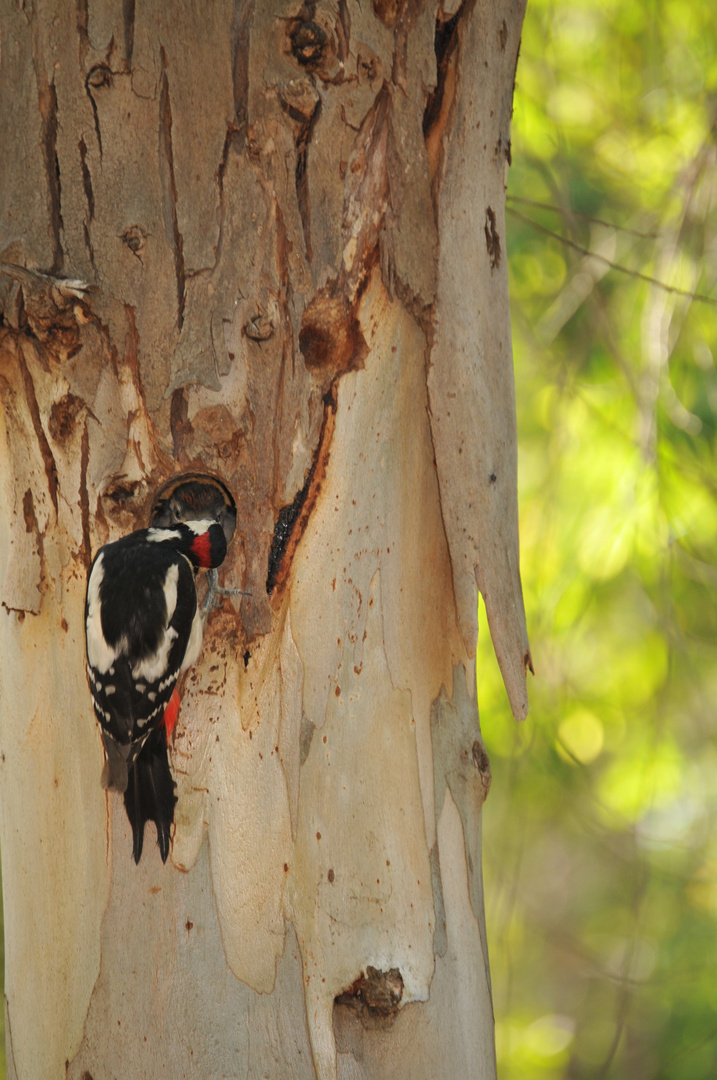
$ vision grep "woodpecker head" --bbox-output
[146,520,227,571]
[185,520,227,570]
[151,475,236,547]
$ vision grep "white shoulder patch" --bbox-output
[163,562,179,621]
[181,607,204,672]
[86,554,120,674]
[147,528,182,543]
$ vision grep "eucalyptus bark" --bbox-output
[0,1,529,1078]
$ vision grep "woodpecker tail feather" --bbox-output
[123,727,178,863]
[100,733,130,794]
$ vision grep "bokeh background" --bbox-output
[2,0,717,1077]
[480,0,717,1078]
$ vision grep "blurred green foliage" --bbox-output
[481,0,717,1078]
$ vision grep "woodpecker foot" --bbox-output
[202,568,250,615]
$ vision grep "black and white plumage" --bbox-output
[85,521,227,863]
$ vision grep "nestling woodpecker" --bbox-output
[84,520,227,863]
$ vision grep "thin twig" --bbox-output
[507,207,717,307]
[507,195,660,240]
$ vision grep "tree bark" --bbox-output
[0,1,529,1078]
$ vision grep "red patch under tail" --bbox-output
[162,688,181,744]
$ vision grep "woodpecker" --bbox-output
[85,520,227,863]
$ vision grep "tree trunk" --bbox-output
[0,1,529,1078]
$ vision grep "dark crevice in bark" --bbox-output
[266,387,336,595]
[17,347,59,515]
[3,999,16,1079]
[79,135,98,270]
[266,470,311,594]
[217,125,241,200]
[38,79,64,275]
[158,51,186,330]
[122,305,147,403]
[337,0,351,61]
[84,73,103,158]
[423,0,475,209]
[422,4,465,141]
[272,202,294,496]
[273,337,289,490]
[78,137,95,220]
[122,0,136,67]
[76,0,90,65]
[291,95,321,262]
[86,94,103,157]
[79,420,92,569]
[484,206,501,268]
[509,33,522,133]
[83,223,97,272]
[232,0,255,131]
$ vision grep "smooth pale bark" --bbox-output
[0,1,529,1078]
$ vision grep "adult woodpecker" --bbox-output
[84,520,227,863]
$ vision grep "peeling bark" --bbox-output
[0,1,528,1078]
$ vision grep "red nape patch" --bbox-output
[162,688,181,744]
[191,531,212,567]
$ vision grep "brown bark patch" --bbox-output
[170,388,194,461]
[371,0,405,29]
[471,739,492,799]
[334,966,404,1025]
[484,206,501,269]
[48,394,84,443]
[299,289,366,374]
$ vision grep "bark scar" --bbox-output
[232,0,254,130]
[266,388,337,595]
[122,0,136,67]
[484,206,501,269]
[159,49,186,330]
[280,81,321,261]
[79,419,92,569]
[17,346,59,515]
[334,966,404,1025]
[34,57,64,274]
[423,4,466,186]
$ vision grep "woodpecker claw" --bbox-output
[202,567,251,615]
